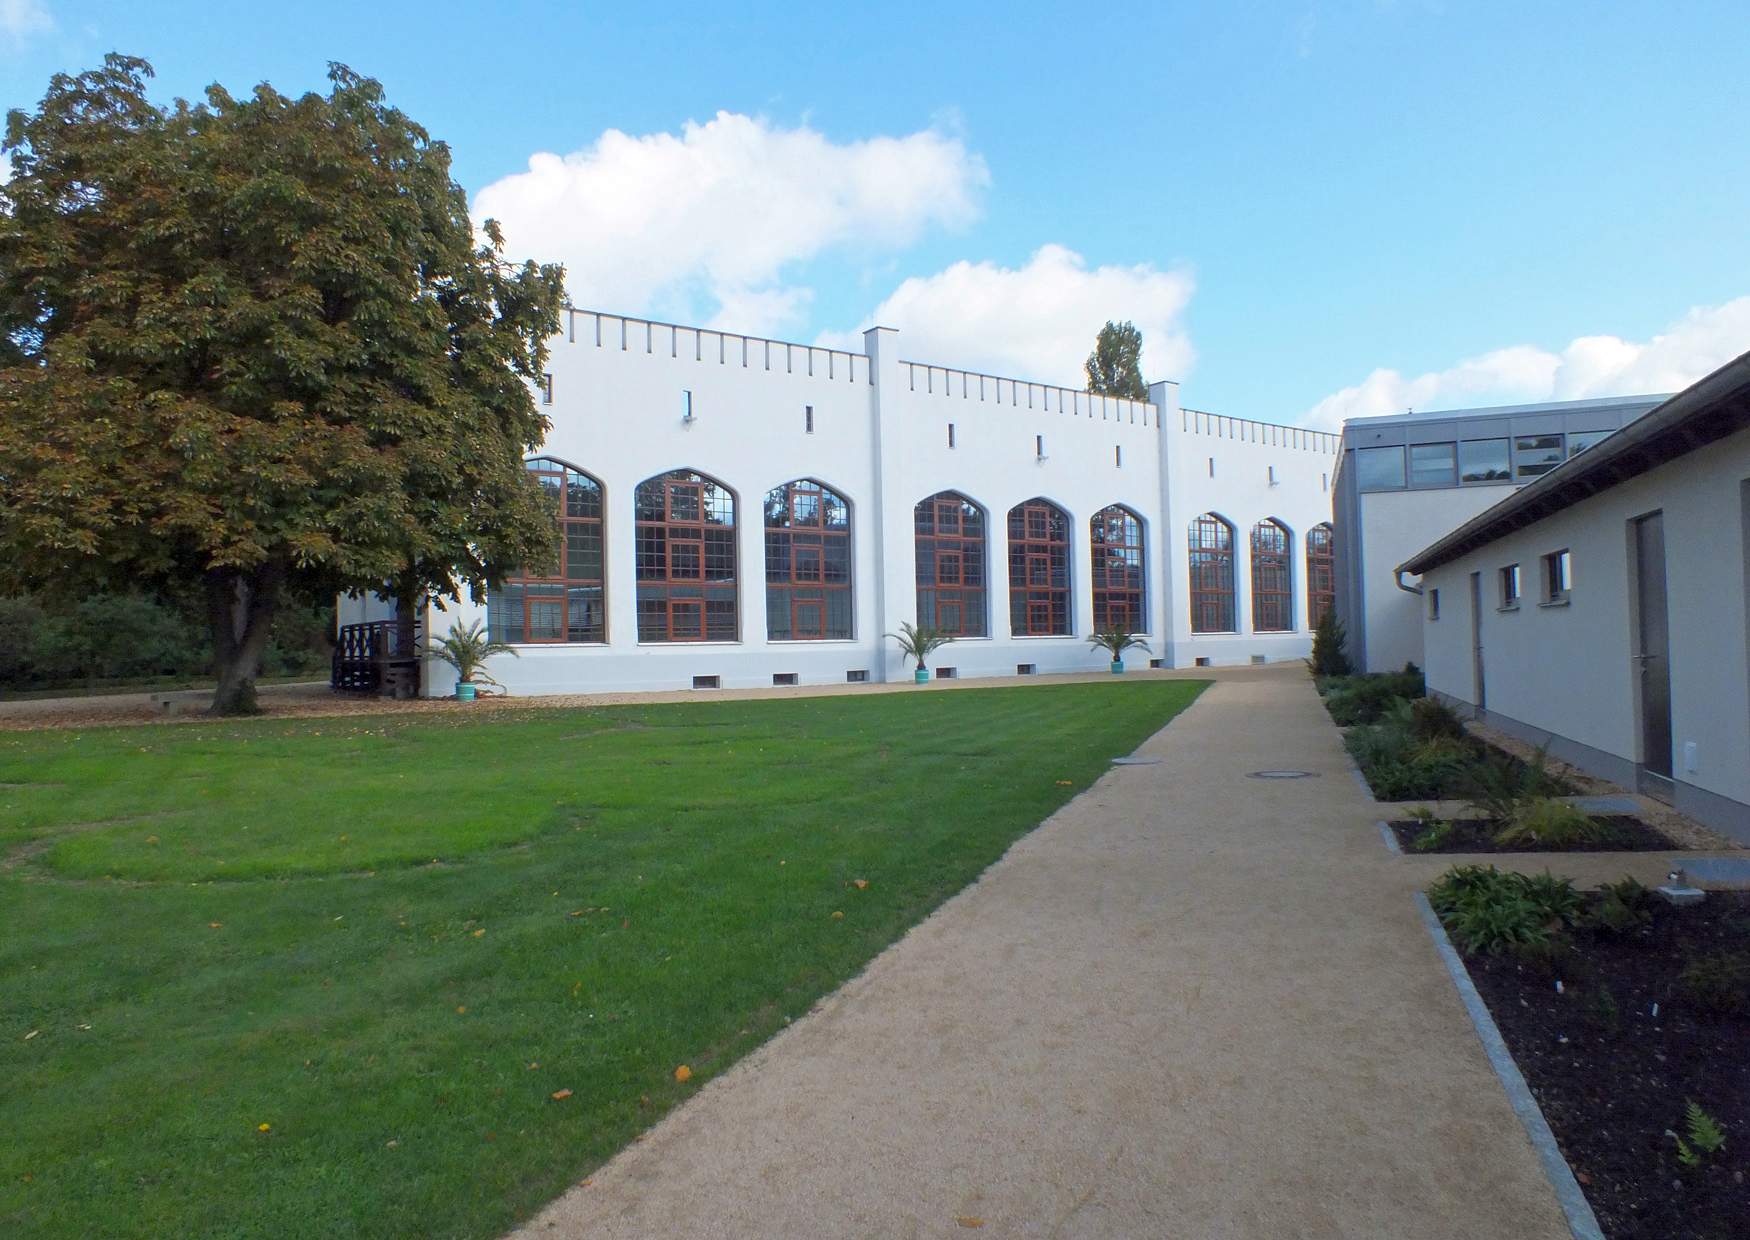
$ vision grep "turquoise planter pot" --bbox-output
[914,667,930,684]
[455,682,477,702]
[1110,660,1125,674]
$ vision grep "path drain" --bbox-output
[1248,769,1318,779]
[1110,757,1161,766]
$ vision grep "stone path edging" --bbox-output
[1413,891,1605,1240]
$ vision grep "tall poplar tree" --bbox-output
[1085,320,1148,399]
[0,56,566,713]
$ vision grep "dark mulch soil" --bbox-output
[1462,893,1750,1239]
[1391,815,1674,853]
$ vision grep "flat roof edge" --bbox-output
[1395,352,1750,576]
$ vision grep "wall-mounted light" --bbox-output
[682,389,695,425]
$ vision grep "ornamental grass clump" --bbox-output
[1493,797,1604,848]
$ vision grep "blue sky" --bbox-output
[5,1,1748,425]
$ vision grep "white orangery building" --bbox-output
[346,308,1340,696]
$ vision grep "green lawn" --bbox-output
[1,680,1204,1238]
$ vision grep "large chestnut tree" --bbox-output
[0,57,565,713]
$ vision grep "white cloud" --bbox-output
[1303,296,1750,428]
[473,112,987,337]
[1,0,52,48]
[819,244,1196,387]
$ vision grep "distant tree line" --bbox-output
[0,592,332,693]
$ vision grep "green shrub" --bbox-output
[1585,877,1653,935]
[1679,951,1750,1016]
[1307,607,1352,677]
[1322,667,1425,726]
[1516,870,1586,923]
[1463,742,1565,822]
[1493,797,1603,847]
[1428,865,1581,956]
[1409,696,1467,742]
[1408,819,1454,852]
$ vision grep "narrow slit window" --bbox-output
[947,422,956,448]
[1428,588,1441,621]
[1035,434,1045,458]
[804,405,814,434]
[1542,550,1571,602]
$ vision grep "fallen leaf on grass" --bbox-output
[831,911,844,920]
[551,1089,572,1101]
[674,1065,692,1083]
[208,922,222,929]
[472,929,485,938]
[146,835,160,845]
[455,1006,467,1015]
[1054,780,1073,786]
[23,1030,39,1041]
[386,1139,399,1148]
[257,1123,271,1133]
[851,879,869,890]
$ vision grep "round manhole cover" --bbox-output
[1248,769,1318,779]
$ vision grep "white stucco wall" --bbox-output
[397,308,1337,696]
[1359,486,1517,672]
[1419,426,1750,833]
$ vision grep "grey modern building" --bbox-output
[1331,394,1666,672]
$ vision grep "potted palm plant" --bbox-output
[888,621,955,684]
[425,618,517,701]
[1089,622,1150,674]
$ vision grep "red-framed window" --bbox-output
[1091,505,1146,632]
[635,469,737,641]
[1306,522,1335,627]
[1007,499,1071,635]
[489,458,605,643]
[914,491,987,636]
[1251,518,1293,633]
[765,479,852,640]
[1189,513,1236,633]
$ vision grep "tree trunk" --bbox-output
[393,574,421,699]
[205,563,284,716]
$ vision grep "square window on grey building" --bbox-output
[1355,445,1406,491]
[1514,434,1565,478]
[1409,442,1457,487]
[1567,429,1612,457]
[1459,438,1511,483]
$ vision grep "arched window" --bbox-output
[1251,519,1293,632]
[1306,522,1335,627]
[1188,514,1236,633]
[765,479,852,640]
[491,458,605,643]
[1008,498,1072,635]
[914,491,987,636]
[1091,505,1146,632]
[635,469,737,641]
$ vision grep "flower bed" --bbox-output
[1460,891,1749,1239]
[1391,814,1675,854]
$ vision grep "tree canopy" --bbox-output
[0,56,566,712]
[1085,320,1148,400]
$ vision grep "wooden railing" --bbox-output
[331,620,421,697]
